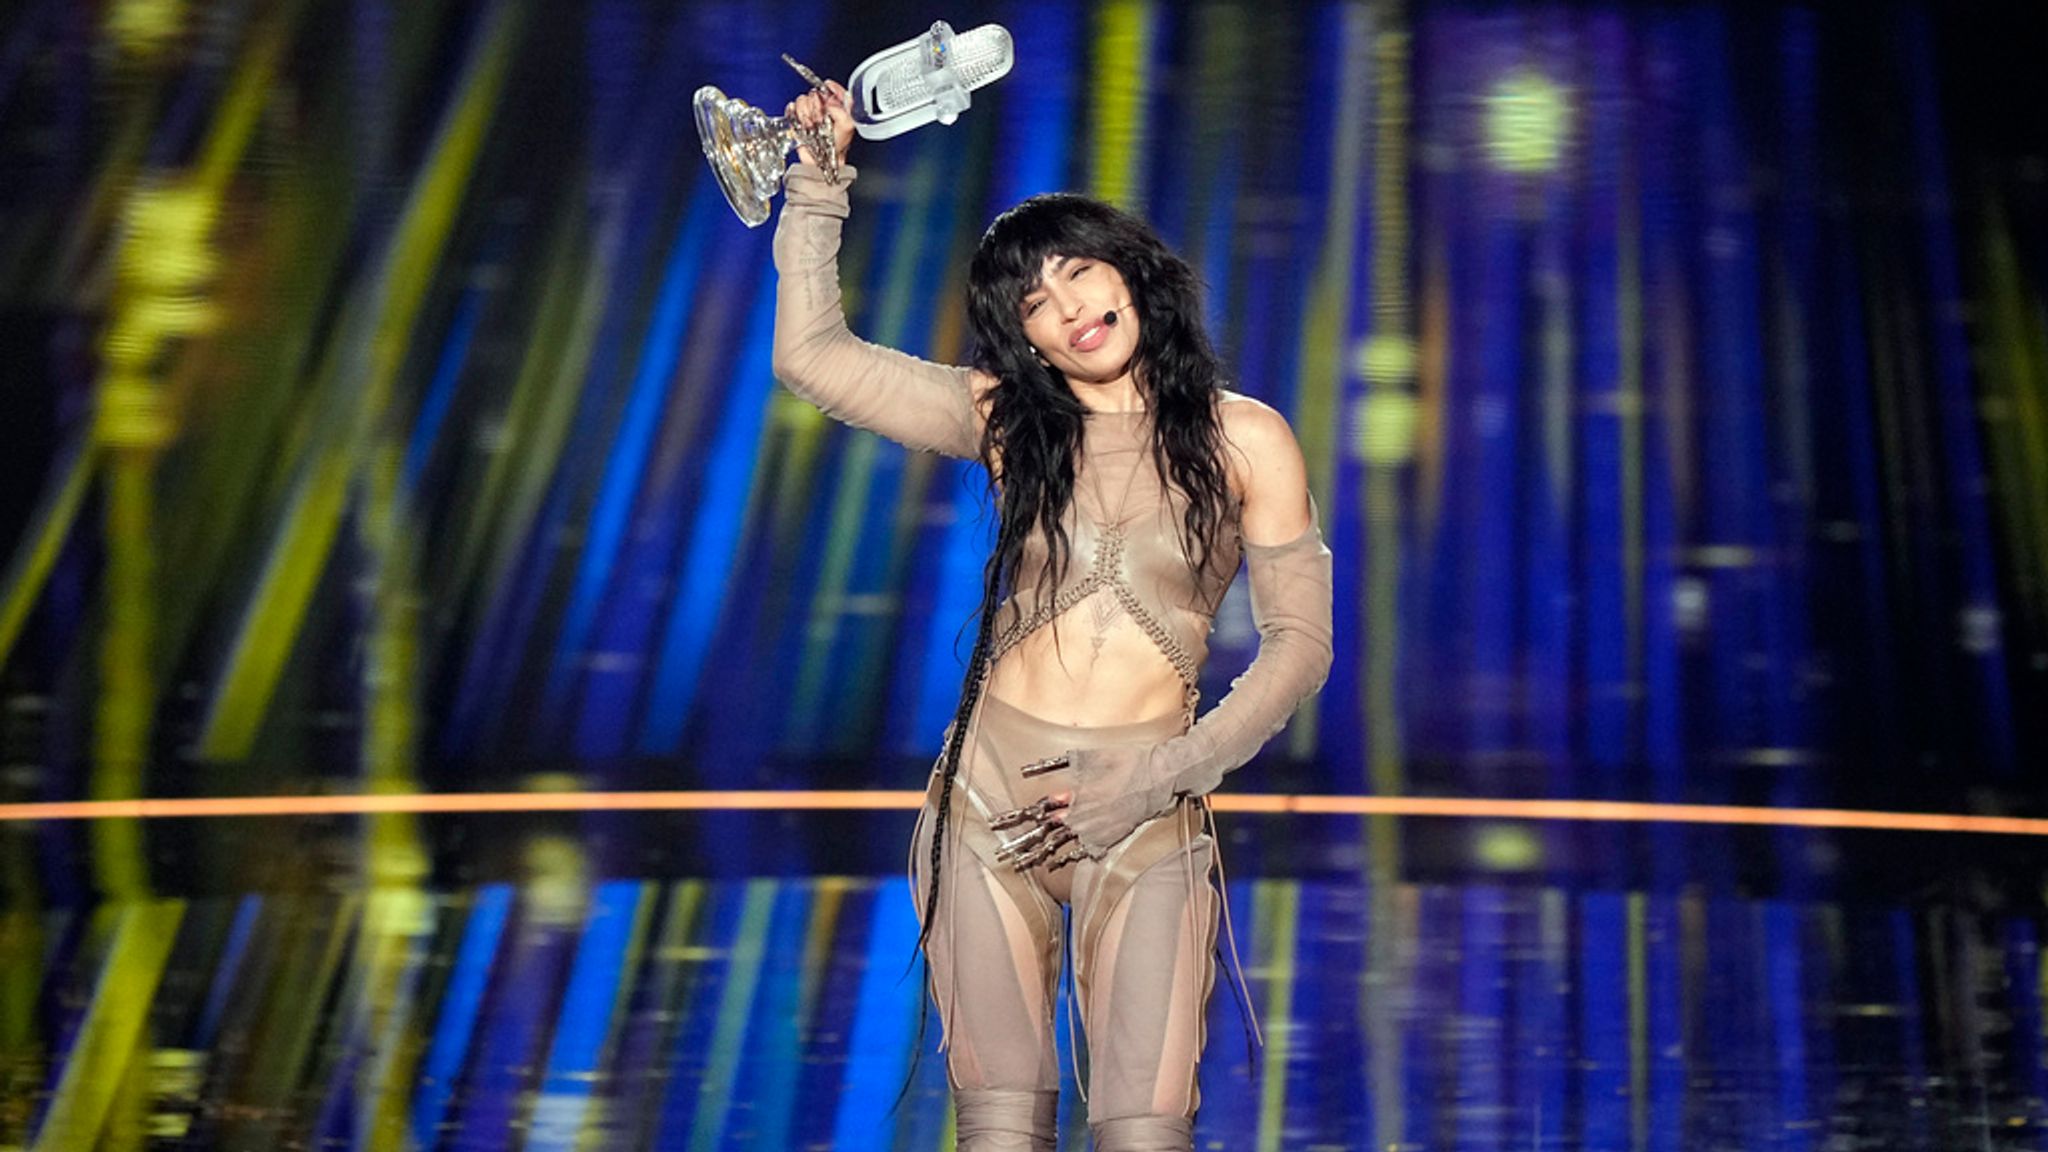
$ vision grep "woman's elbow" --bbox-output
[1266,624,1335,700]
[1299,635,1334,697]
[769,338,803,388]
[770,346,828,402]
[1308,587,1336,691]
[1298,618,1336,697]
[770,321,837,393]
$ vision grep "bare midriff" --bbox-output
[976,411,1230,731]
[983,609,1190,727]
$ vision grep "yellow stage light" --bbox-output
[1485,70,1570,173]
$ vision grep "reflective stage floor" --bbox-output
[6,811,2048,1150]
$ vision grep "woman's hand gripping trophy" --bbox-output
[784,68,855,174]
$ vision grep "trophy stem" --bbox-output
[780,54,841,185]
[784,115,839,185]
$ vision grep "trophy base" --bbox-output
[694,86,782,228]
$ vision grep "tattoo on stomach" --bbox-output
[1089,593,1124,657]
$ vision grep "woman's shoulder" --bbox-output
[1213,389,1309,516]
[1214,389,1300,457]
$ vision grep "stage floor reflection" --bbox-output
[7,828,2048,1150]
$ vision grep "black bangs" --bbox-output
[971,193,1148,312]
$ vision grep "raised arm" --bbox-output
[771,161,988,460]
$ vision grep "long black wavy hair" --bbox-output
[914,194,1234,957]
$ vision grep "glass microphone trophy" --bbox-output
[693,20,1015,227]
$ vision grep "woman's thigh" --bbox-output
[912,801,1065,1092]
[1070,829,1218,1122]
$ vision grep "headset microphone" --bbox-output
[1102,309,1120,327]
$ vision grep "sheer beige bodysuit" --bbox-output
[773,163,1334,1150]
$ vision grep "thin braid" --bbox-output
[897,528,1007,1115]
[914,539,1008,956]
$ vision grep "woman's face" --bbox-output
[1018,253,1139,389]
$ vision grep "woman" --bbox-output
[772,84,1333,1151]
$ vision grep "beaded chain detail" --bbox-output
[988,521,1204,728]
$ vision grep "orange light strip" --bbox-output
[1,791,2045,837]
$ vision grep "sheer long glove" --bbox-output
[1057,511,1334,855]
[771,163,984,459]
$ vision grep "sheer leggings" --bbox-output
[911,693,1219,1151]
